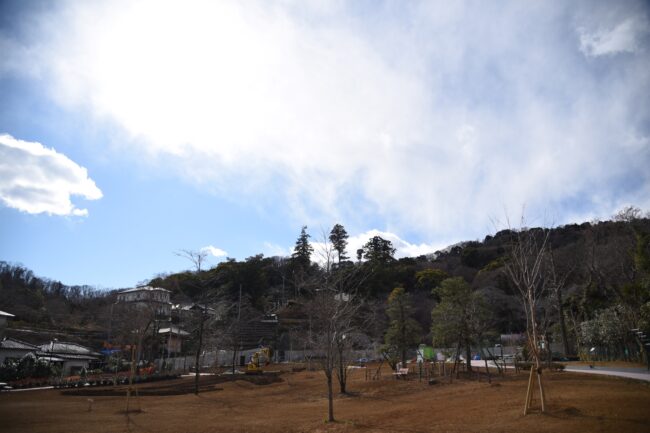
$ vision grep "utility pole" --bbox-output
[238,284,242,319]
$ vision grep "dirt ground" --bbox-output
[1,365,649,433]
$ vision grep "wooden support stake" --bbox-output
[524,366,534,415]
[537,367,546,412]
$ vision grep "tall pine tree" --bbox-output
[292,226,313,270]
[329,223,349,264]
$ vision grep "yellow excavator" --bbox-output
[246,347,272,374]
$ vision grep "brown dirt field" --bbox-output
[1,366,649,433]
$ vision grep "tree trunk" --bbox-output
[528,304,546,413]
[231,345,237,375]
[400,304,407,366]
[327,373,335,422]
[126,345,135,412]
[556,287,571,356]
[337,348,346,394]
[483,357,491,384]
[194,313,204,395]
[465,341,472,372]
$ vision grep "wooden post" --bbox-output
[125,344,135,413]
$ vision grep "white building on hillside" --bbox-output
[116,286,172,317]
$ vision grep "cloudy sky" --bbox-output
[1,0,649,288]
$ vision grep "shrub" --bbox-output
[0,360,19,382]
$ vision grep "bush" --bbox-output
[0,360,20,382]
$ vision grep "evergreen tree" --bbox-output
[292,226,313,270]
[363,236,396,264]
[415,269,449,294]
[384,287,421,365]
[329,223,349,264]
[430,277,489,372]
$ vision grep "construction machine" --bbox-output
[246,347,272,374]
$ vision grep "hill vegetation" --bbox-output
[2,208,649,362]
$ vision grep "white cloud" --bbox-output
[578,17,649,57]
[0,133,102,216]
[346,230,445,260]
[1,1,649,240]
[310,229,445,263]
[262,242,291,258]
[201,245,227,258]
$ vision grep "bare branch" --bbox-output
[175,249,209,273]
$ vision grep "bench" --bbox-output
[393,367,409,379]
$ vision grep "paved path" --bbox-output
[7,386,54,392]
[468,360,650,382]
[563,366,650,382]
[470,360,512,369]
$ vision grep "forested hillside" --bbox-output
[2,209,649,358]
[0,262,118,347]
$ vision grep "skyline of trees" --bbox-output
[2,211,650,372]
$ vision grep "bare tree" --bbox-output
[331,269,369,394]
[176,248,222,394]
[301,233,368,421]
[112,301,161,413]
[175,249,208,273]
[613,205,643,222]
[547,247,575,357]
[304,288,362,422]
[503,220,551,415]
[219,297,256,375]
[335,330,369,394]
[185,302,224,394]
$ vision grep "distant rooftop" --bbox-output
[158,326,190,336]
[39,341,101,357]
[0,337,38,350]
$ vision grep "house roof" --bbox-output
[0,310,15,318]
[173,303,219,313]
[158,326,190,336]
[0,337,38,350]
[37,352,98,361]
[39,341,101,357]
[35,355,66,362]
[0,339,100,361]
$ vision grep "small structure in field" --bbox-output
[158,325,190,355]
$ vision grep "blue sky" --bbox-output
[1,0,649,289]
